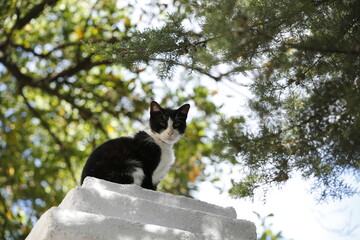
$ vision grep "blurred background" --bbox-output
[1,0,359,239]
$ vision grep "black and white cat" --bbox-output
[80,101,190,190]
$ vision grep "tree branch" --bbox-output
[35,83,109,137]
[10,43,50,58]
[285,43,360,56]
[1,54,110,137]
[150,57,223,81]
[13,0,59,30]
[75,0,101,62]
[9,38,121,60]
[20,88,77,184]
[44,57,112,83]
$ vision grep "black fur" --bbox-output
[80,101,190,190]
[150,103,189,135]
[81,131,161,189]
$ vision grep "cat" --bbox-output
[80,101,190,190]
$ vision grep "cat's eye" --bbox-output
[173,122,180,128]
[159,121,167,127]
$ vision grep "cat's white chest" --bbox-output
[152,142,175,185]
[145,129,176,185]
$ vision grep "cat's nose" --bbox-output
[167,131,173,136]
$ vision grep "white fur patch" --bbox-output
[145,128,177,185]
[132,167,144,186]
[152,142,175,184]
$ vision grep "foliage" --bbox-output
[1,0,360,238]
[212,0,360,201]
[0,1,218,239]
[254,212,285,240]
[96,0,360,201]
[91,13,192,80]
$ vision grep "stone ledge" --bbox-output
[26,207,196,240]
[26,177,257,240]
[59,183,256,240]
[83,177,237,219]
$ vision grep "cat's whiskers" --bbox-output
[140,133,156,146]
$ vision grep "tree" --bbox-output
[1,0,359,238]
[95,0,360,201]
[0,1,216,239]
[254,212,285,240]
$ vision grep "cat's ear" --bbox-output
[150,101,162,113]
[178,104,190,116]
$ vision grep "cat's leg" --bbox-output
[132,168,145,186]
[141,175,157,190]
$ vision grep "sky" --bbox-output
[195,175,360,240]
[142,36,360,238]
[3,1,358,239]
[187,77,360,240]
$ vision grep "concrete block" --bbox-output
[26,207,196,240]
[59,185,256,240]
[82,177,237,219]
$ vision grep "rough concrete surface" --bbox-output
[26,207,195,240]
[83,177,237,219]
[26,177,256,240]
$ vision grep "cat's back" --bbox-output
[81,136,137,184]
[85,131,159,164]
[81,131,162,184]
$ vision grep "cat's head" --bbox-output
[149,101,190,144]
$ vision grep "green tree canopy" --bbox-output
[95,0,360,201]
[1,0,360,239]
[0,1,216,239]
